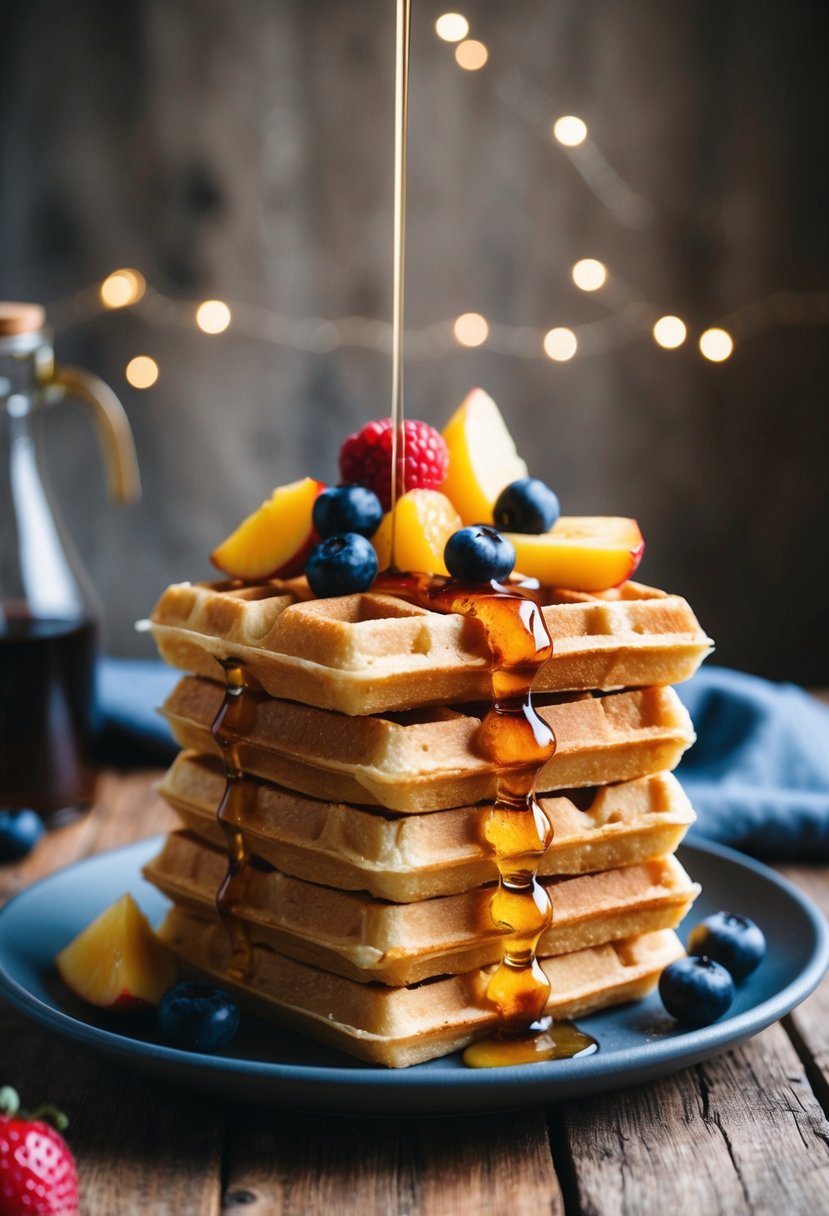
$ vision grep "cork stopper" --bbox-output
[0,302,46,336]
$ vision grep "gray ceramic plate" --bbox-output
[0,837,826,1114]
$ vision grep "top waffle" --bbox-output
[150,577,712,715]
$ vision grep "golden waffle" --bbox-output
[149,578,712,714]
[160,677,695,812]
[145,831,699,985]
[159,752,696,900]
[159,909,684,1067]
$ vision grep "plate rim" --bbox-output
[0,835,827,1100]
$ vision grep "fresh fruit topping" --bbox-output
[0,1086,78,1216]
[493,478,561,535]
[210,477,325,580]
[55,893,177,1011]
[444,526,516,583]
[441,389,529,525]
[0,809,45,862]
[503,516,645,591]
[306,533,379,598]
[339,418,449,511]
[687,912,766,982]
[312,485,383,540]
[658,956,735,1027]
[158,982,240,1053]
[372,490,463,576]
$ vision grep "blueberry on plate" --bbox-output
[306,533,379,597]
[493,478,560,534]
[444,526,516,583]
[158,982,240,1052]
[687,911,766,982]
[0,809,45,862]
[659,956,735,1027]
[312,485,384,540]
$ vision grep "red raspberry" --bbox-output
[339,418,449,511]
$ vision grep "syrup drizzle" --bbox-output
[388,0,411,560]
[211,658,258,979]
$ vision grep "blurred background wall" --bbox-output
[2,0,828,681]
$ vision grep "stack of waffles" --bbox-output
[146,576,712,1067]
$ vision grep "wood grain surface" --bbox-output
[1,771,828,1215]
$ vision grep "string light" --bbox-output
[100,269,145,309]
[453,312,489,347]
[699,327,734,362]
[455,40,488,71]
[125,355,159,389]
[553,116,588,147]
[435,13,469,42]
[653,316,687,349]
[572,259,607,292]
[196,299,231,334]
[543,327,578,361]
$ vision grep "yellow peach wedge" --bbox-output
[210,476,325,580]
[373,489,463,576]
[441,388,528,525]
[56,893,177,1011]
[503,516,645,591]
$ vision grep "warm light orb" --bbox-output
[553,116,588,147]
[100,269,145,309]
[453,312,489,347]
[455,39,488,70]
[699,327,734,362]
[543,327,578,361]
[653,315,687,349]
[125,355,159,389]
[572,259,607,292]
[435,12,469,42]
[196,299,232,334]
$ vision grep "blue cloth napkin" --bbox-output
[98,659,829,861]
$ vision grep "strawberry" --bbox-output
[0,1087,78,1216]
[339,418,449,511]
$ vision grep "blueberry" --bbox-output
[313,485,384,540]
[158,982,240,1052]
[306,533,378,597]
[0,809,45,862]
[687,911,766,982]
[444,526,516,583]
[659,956,735,1027]
[493,478,560,534]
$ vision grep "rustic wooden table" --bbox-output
[2,770,829,1215]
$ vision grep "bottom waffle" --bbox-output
[159,908,684,1067]
[144,832,699,985]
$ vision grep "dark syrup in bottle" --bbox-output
[0,611,98,818]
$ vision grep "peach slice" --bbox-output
[372,489,463,576]
[56,893,177,1011]
[441,389,529,525]
[211,477,325,580]
[503,517,645,591]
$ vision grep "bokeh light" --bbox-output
[125,355,159,389]
[653,316,687,349]
[435,13,469,42]
[543,327,578,361]
[455,39,488,70]
[100,269,146,309]
[699,327,734,362]
[196,299,232,334]
[453,312,489,347]
[572,259,607,292]
[553,116,588,147]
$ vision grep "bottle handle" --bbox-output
[50,365,141,504]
